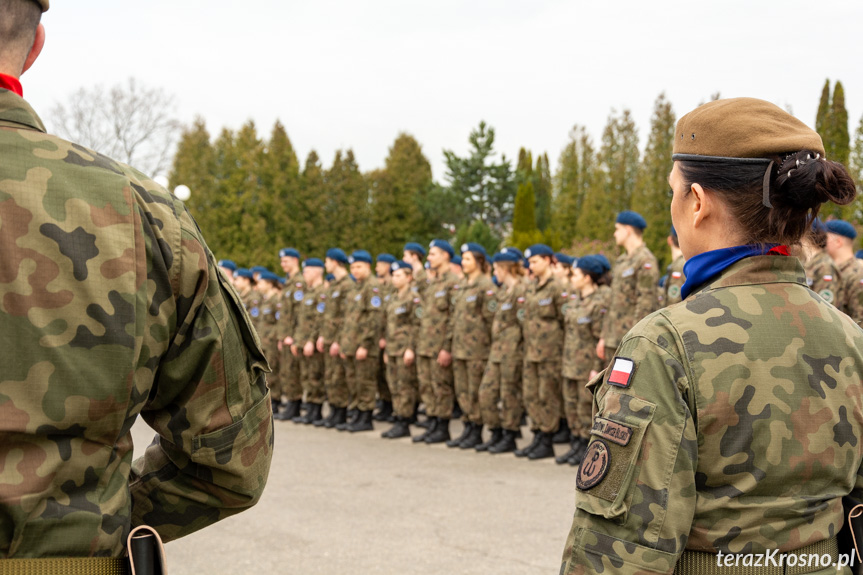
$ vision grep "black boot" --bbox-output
[451,404,463,420]
[568,437,590,466]
[296,403,322,424]
[414,417,431,429]
[347,410,374,432]
[314,405,334,427]
[556,436,580,464]
[528,431,555,460]
[373,400,393,422]
[425,418,451,444]
[413,417,436,443]
[460,423,484,449]
[382,417,411,439]
[446,421,472,448]
[326,406,347,429]
[271,398,282,413]
[552,418,571,444]
[488,429,518,454]
[515,430,542,457]
[337,408,360,431]
[274,400,301,421]
[475,427,503,452]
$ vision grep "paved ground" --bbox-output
[131,418,578,574]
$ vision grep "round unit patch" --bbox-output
[668,285,680,299]
[819,289,834,304]
[516,309,525,321]
[371,296,382,308]
[576,439,610,491]
[415,306,424,319]
[487,300,498,313]
[316,302,325,313]
[293,291,304,301]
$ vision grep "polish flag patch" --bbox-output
[608,357,635,388]
[823,275,833,282]
[671,271,682,279]
[643,263,652,269]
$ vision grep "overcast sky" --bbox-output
[23,0,863,184]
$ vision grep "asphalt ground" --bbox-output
[131,417,578,574]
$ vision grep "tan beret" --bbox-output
[34,0,48,11]
[672,97,824,160]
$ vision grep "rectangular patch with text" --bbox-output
[591,417,633,446]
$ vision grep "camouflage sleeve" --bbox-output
[555,283,569,328]
[442,279,455,354]
[129,204,273,543]
[635,260,660,322]
[589,292,609,374]
[560,317,697,575]
[408,296,421,352]
[845,277,863,328]
[358,285,384,351]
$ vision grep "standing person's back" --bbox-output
[0,0,273,562]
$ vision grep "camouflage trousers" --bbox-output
[386,354,418,418]
[453,358,485,423]
[478,360,523,431]
[323,345,348,408]
[562,377,592,438]
[523,360,562,434]
[262,336,281,397]
[416,354,454,419]
[281,342,302,402]
[378,353,392,402]
[300,351,326,404]
[345,353,379,412]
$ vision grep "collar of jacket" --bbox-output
[692,254,807,297]
[0,90,46,132]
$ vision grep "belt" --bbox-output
[675,536,839,575]
[0,558,127,575]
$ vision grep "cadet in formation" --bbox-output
[561,97,863,575]
[257,271,284,411]
[315,248,352,427]
[274,256,306,421]
[291,259,327,424]
[663,227,685,306]
[825,219,863,326]
[0,1,272,564]
[801,219,841,307]
[374,253,397,422]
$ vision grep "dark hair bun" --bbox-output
[774,150,856,209]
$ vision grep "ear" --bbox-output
[690,182,709,229]
[21,23,45,74]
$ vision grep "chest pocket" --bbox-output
[575,389,655,523]
[435,289,449,311]
[537,296,557,318]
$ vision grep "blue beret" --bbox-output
[217,259,237,272]
[555,252,574,266]
[670,225,677,238]
[390,260,413,273]
[404,242,427,258]
[576,255,605,276]
[857,250,863,260]
[429,239,454,259]
[325,273,335,282]
[279,247,300,259]
[376,253,396,264]
[616,210,647,230]
[303,258,324,269]
[524,244,553,259]
[258,271,281,283]
[326,248,349,265]
[825,220,857,240]
[250,266,269,275]
[812,218,826,233]
[493,247,523,263]
[595,254,612,273]
[452,255,462,266]
[234,268,254,280]
[349,250,373,264]
[460,242,488,259]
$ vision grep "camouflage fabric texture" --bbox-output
[384,287,420,358]
[803,249,840,308]
[562,286,609,381]
[415,269,458,357]
[488,281,525,363]
[337,277,384,357]
[601,244,659,349]
[560,255,863,574]
[0,92,273,558]
[258,291,281,396]
[450,275,496,361]
[664,254,685,306]
[521,275,567,362]
[836,257,863,327]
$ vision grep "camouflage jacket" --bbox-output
[384,287,420,357]
[601,244,659,348]
[293,283,325,346]
[0,92,273,558]
[450,275,496,361]
[837,257,863,327]
[411,268,431,301]
[416,269,458,357]
[320,273,352,344]
[562,285,610,380]
[488,281,525,363]
[246,290,263,332]
[561,255,863,574]
[802,250,840,307]
[257,291,281,341]
[277,276,307,340]
[664,254,685,306]
[521,274,568,362]
[338,277,385,356]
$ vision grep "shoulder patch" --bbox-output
[486,289,495,296]
[371,296,382,308]
[607,357,635,388]
[823,274,833,282]
[643,263,652,270]
[487,300,498,313]
[294,290,304,301]
[333,290,340,298]
[591,417,632,446]
[576,439,610,490]
[517,308,525,321]
[671,271,682,279]
[819,288,834,304]
[415,306,424,319]
[621,268,635,278]
[413,297,421,304]
[667,285,681,299]
[316,302,325,313]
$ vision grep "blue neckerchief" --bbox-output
[680,244,779,300]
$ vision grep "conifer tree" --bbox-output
[260,120,301,256]
[325,149,369,251]
[510,180,543,250]
[829,81,850,167]
[298,150,329,256]
[534,153,552,232]
[552,126,596,246]
[169,117,217,246]
[816,79,831,138]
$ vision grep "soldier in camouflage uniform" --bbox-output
[234,268,256,310]
[801,220,842,307]
[380,261,421,439]
[374,253,397,422]
[412,240,459,444]
[664,226,686,306]
[291,259,327,425]
[597,210,659,362]
[558,255,610,466]
[0,4,273,562]
[446,243,496,449]
[562,97,862,575]
[515,244,568,460]
[256,272,283,412]
[336,250,385,432]
[476,248,526,453]
[315,248,353,428]
[825,220,863,326]
[218,259,238,282]
[403,242,429,299]
[273,263,307,421]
